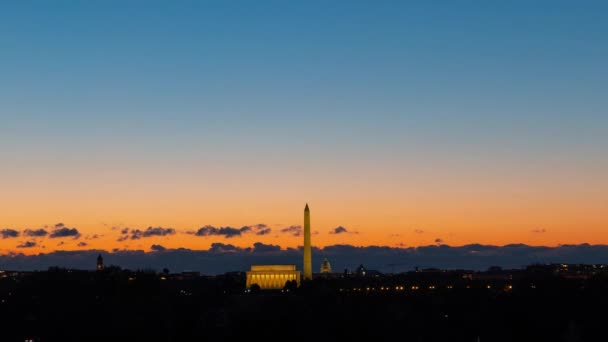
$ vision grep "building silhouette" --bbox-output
[356,264,366,277]
[96,254,103,271]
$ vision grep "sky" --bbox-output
[1,1,607,265]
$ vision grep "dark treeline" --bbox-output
[1,268,607,342]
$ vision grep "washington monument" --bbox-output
[303,203,312,280]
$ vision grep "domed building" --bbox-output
[320,258,332,273]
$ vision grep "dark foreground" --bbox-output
[1,269,607,342]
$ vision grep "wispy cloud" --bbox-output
[17,241,37,248]
[193,225,249,238]
[130,227,176,240]
[192,224,272,238]
[280,225,302,236]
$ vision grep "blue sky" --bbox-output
[1,1,607,259]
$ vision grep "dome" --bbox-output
[320,258,332,273]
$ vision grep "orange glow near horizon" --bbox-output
[1,191,606,255]
[1,154,607,255]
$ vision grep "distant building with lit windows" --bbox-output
[246,265,301,290]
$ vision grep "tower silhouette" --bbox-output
[97,254,103,271]
[303,203,312,280]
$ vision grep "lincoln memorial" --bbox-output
[245,265,301,290]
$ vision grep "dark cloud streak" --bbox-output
[280,225,302,236]
[24,229,48,237]
[50,227,81,239]
[17,241,37,248]
[330,226,348,234]
[130,227,176,240]
[1,229,20,239]
[194,225,249,238]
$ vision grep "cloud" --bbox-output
[17,241,37,248]
[252,242,281,253]
[116,236,129,242]
[256,228,272,235]
[1,229,20,239]
[435,238,444,244]
[414,229,425,234]
[193,224,272,238]
[150,244,166,252]
[532,228,547,233]
[55,223,65,229]
[130,227,176,240]
[121,228,129,234]
[280,225,302,236]
[23,229,48,237]
[194,225,249,238]
[209,243,241,253]
[330,226,349,234]
[50,227,81,239]
[77,242,88,247]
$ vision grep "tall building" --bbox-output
[303,203,312,280]
[96,254,103,271]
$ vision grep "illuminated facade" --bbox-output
[320,258,332,273]
[246,265,301,290]
[303,203,312,280]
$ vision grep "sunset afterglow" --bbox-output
[1,1,607,258]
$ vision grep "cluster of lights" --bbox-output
[336,283,520,293]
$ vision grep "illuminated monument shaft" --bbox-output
[303,203,312,280]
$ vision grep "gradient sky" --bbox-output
[1,1,607,255]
